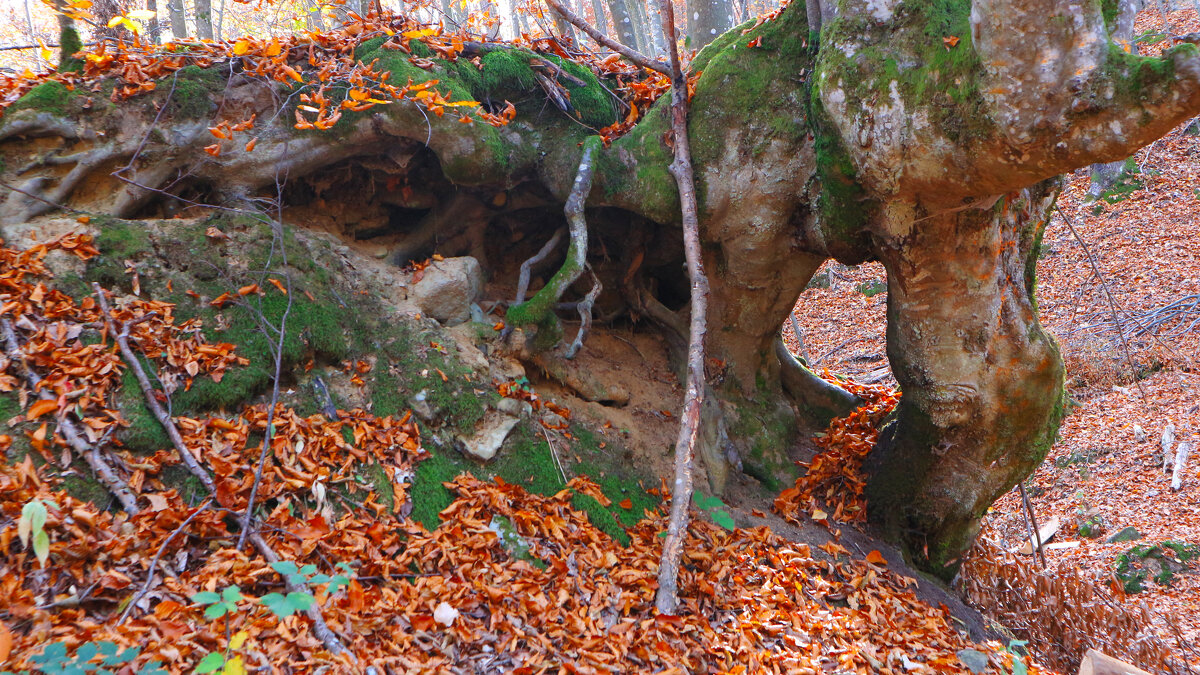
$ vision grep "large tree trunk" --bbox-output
[606,0,638,48]
[865,182,1066,577]
[166,0,189,39]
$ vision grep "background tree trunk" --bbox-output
[686,0,731,49]
[606,0,638,47]
[194,0,213,39]
[167,0,189,38]
[1088,0,1145,200]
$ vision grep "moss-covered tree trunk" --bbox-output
[864,181,1065,577]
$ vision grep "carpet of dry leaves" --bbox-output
[0,234,1042,672]
[785,6,1200,666]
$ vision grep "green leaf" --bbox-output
[203,602,230,619]
[195,652,225,674]
[106,647,139,666]
[286,592,314,611]
[270,561,299,576]
[137,660,169,675]
[711,510,736,531]
[259,593,294,618]
[307,574,330,585]
[299,564,318,576]
[221,586,243,603]
[191,591,220,604]
[33,530,50,565]
[75,642,98,662]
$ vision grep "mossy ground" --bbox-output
[18,214,658,543]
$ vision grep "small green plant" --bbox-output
[1097,158,1145,205]
[856,279,887,298]
[1134,30,1169,46]
[2,640,166,675]
[1004,639,1029,675]
[692,493,736,531]
[192,585,245,619]
[18,499,55,566]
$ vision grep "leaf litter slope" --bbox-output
[785,4,1200,657]
[0,231,1043,672]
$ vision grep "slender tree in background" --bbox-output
[606,0,636,47]
[195,0,214,38]
[146,0,162,43]
[167,0,189,38]
[686,0,731,49]
[588,0,608,36]
[1088,0,1144,199]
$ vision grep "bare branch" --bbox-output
[542,0,671,75]
[654,0,711,616]
[92,284,216,493]
[1,319,140,515]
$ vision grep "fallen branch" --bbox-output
[119,499,213,623]
[541,0,671,76]
[92,284,216,494]
[653,0,710,615]
[1,318,140,516]
[1057,207,1147,400]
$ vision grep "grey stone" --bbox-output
[410,257,482,326]
[457,409,521,461]
[956,649,989,674]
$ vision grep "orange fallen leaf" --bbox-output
[27,399,59,419]
[618,498,632,509]
[865,550,888,565]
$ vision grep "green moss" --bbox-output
[1100,0,1120,32]
[85,217,154,291]
[10,81,71,116]
[727,388,799,491]
[542,55,616,128]
[114,369,171,453]
[480,50,538,93]
[1098,42,1191,111]
[409,450,468,529]
[354,36,389,60]
[59,26,83,73]
[167,65,223,119]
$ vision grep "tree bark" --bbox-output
[166,0,189,39]
[864,181,1066,577]
[686,0,731,50]
[194,0,214,39]
[607,0,638,48]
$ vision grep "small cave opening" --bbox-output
[268,147,689,342]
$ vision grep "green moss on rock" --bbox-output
[10,81,72,116]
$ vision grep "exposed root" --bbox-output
[564,270,601,359]
[1,318,140,516]
[515,227,566,305]
[506,136,600,342]
[775,338,861,426]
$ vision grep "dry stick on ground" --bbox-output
[1,319,141,516]
[92,284,216,493]
[1018,482,1047,569]
[238,213,295,551]
[542,0,671,75]
[1056,206,1149,400]
[100,319,358,664]
[653,0,710,616]
[119,499,213,623]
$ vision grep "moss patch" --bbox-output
[10,81,72,116]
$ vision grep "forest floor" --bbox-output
[785,6,1200,659]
